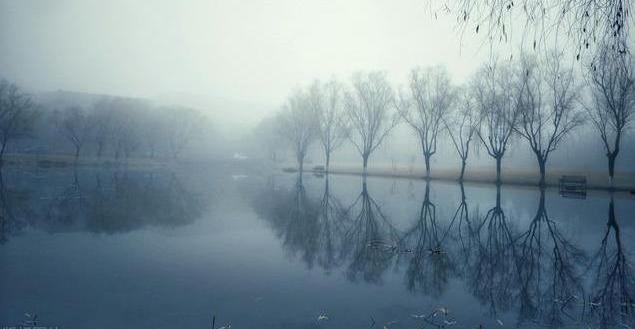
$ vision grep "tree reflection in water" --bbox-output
[0,167,203,239]
[587,196,634,327]
[316,176,348,272]
[341,178,401,284]
[467,185,517,316]
[251,175,634,328]
[0,170,34,244]
[400,182,453,298]
[514,187,586,327]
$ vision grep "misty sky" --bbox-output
[0,0,496,121]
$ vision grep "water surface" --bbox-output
[0,165,633,328]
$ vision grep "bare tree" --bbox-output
[586,47,635,186]
[278,89,318,172]
[107,99,145,160]
[56,106,93,160]
[438,0,631,56]
[473,62,521,184]
[89,99,115,158]
[309,79,348,172]
[345,72,399,174]
[397,66,454,178]
[165,107,204,159]
[0,80,37,165]
[516,53,583,186]
[445,86,480,181]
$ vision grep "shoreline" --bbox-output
[284,165,635,193]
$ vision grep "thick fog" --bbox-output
[0,0,633,175]
[0,1,491,130]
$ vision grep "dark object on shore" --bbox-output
[313,165,325,172]
[559,175,587,199]
[630,189,635,195]
[282,167,297,173]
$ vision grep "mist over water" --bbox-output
[1,1,635,328]
[0,165,633,328]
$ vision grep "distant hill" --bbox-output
[32,90,151,111]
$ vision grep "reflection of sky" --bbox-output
[1,168,633,328]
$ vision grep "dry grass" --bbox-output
[306,164,635,192]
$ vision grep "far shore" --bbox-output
[3,153,634,194]
[2,153,170,168]
[283,164,635,193]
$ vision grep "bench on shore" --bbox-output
[559,175,587,198]
[313,165,325,172]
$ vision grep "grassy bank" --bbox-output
[291,164,635,192]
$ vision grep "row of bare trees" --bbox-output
[53,98,205,161]
[272,48,634,187]
[0,79,206,164]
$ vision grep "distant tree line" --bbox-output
[0,80,207,165]
[267,48,634,187]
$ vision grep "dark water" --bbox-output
[0,165,633,329]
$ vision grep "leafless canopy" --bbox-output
[397,66,455,176]
[437,0,632,55]
[344,72,400,172]
[445,86,480,181]
[473,61,521,183]
[0,80,36,160]
[586,47,635,182]
[308,79,349,170]
[516,52,583,185]
[57,106,94,159]
[278,89,318,172]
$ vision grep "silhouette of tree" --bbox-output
[515,188,586,326]
[345,72,400,174]
[586,47,635,186]
[401,182,454,298]
[588,196,634,327]
[397,66,455,177]
[341,179,401,283]
[473,62,521,184]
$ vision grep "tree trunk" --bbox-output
[537,155,546,187]
[495,156,502,185]
[608,152,617,187]
[362,153,369,175]
[424,153,431,178]
[97,142,104,158]
[459,182,466,203]
[325,151,331,172]
[459,158,467,181]
[74,145,81,160]
[0,140,6,168]
[297,152,304,173]
[495,184,501,209]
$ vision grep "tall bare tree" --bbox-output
[278,89,318,172]
[345,72,399,174]
[586,47,635,186]
[57,106,94,160]
[473,62,521,184]
[397,66,454,177]
[445,87,480,181]
[0,80,37,165]
[308,79,348,172]
[516,53,583,186]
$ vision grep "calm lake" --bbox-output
[0,164,633,329]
